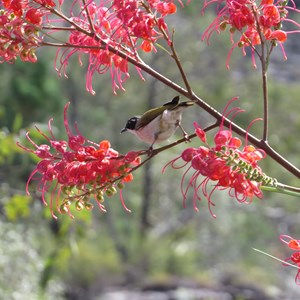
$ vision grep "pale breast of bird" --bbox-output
[135,108,182,145]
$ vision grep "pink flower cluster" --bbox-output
[0,0,55,63]
[280,235,300,285]
[203,0,300,65]
[18,103,141,218]
[164,121,273,217]
[57,0,180,93]
[0,0,181,92]
[113,0,177,52]
[0,1,41,63]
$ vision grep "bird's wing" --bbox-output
[135,96,181,130]
[135,106,167,130]
[162,96,180,107]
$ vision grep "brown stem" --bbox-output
[257,31,269,142]
[140,1,193,95]
[276,183,300,194]
[42,26,76,31]
[81,0,95,34]
[252,5,269,141]
[169,32,194,96]
[261,66,268,141]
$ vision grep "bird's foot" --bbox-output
[183,132,191,143]
[146,145,154,157]
[177,122,191,143]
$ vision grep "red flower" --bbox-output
[25,8,43,25]
[194,122,206,143]
[164,100,274,217]
[267,29,287,42]
[280,235,300,285]
[0,0,50,63]
[17,102,141,218]
[55,0,180,94]
[202,0,300,66]
[280,235,300,251]
[1,0,181,92]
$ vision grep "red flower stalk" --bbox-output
[163,100,275,218]
[280,234,300,285]
[202,0,300,67]
[17,102,141,218]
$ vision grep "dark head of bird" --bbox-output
[120,116,139,133]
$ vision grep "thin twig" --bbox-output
[251,5,269,141]
[81,0,96,34]
[169,30,194,96]
[140,1,194,96]
[253,248,300,269]
[42,26,77,31]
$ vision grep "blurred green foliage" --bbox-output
[4,194,31,221]
[0,2,299,299]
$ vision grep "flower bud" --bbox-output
[84,202,94,210]
[117,181,125,189]
[106,186,117,197]
[219,21,227,31]
[96,191,104,203]
[75,200,84,211]
[60,204,68,214]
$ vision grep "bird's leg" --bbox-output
[147,145,154,155]
[176,121,190,142]
[147,135,158,156]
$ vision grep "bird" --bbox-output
[120,96,194,150]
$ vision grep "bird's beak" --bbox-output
[120,127,127,133]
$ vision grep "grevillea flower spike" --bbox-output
[17,102,141,218]
[0,0,183,93]
[163,98,276,217]
[202,0,300,67]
